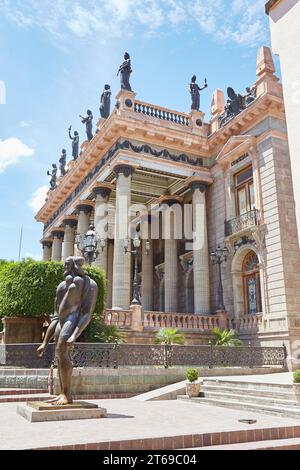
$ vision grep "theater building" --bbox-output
[36,46,300,365]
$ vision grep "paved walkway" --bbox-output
[1,394,299,449]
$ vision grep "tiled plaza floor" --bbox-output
[0,394,299,449]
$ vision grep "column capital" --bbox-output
[51,229,64,239]
[93,183,114,199]
[63,217,78,228]
[41,239,53,248]
[185,175,213,193]
[158,195,183,206]
[113,164,135,179]
[190,181,208,193]
[75,202,94,214]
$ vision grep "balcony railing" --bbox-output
[225,209,260,237]
[134,99,190,126]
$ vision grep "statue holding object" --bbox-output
[47,164,57,190]
[190,75,208,111]
[68,126,79,160]
[117,52,132,91]
[80,110,93,141]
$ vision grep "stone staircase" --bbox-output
[0,388,50,403]
[177,378,300,418]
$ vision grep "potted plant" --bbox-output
[293,370,300,402]
[185,368,200,398]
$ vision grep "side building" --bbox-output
[36,46,300,368]
[266,0,300,237]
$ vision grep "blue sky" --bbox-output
[0,0,277,261]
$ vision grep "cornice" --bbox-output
[36,90,286,229]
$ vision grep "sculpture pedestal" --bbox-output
[17,401,107,422]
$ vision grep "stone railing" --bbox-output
[134,99,191,127]
[225,208,260,237]
[103,309,132,328]
[236,314,262,332]
[143,311,220,331]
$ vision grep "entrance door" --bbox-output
[242,251,262,315]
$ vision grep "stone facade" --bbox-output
[36,46,300,368]
[267,0,300,238]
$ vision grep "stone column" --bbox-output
[62,218,77,260]
[93,185,112,271]
[51,230,64,261]
[74,203,93,256]
[112,164,134,309]
[141,231,153,311]
[190,181,210,314]
[41,240,52,261]
[163,201,179,313]
[106,241,114,309]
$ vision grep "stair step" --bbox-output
[203,379,292,391]
[201,390,298,407]
[189,437,300,450]
[0,393,52,403]
[0,388,48,396]
[177,395,300,418]
[201,384,294,399]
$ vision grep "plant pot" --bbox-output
[293,383,300,402]
[186,382,200,398]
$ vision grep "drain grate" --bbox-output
[238,419,257,424]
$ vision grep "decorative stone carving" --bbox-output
[75,204,93,215]
[51,230,64,240]
[218,85,257,128]
[113,164,134,179]
[189,181,208,193]
[93,186,112,199]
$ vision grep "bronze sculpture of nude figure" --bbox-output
[37,256,98,405]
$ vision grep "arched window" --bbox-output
[242,251,262,315]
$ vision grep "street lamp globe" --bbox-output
[84,224,97,253]
[133,234,141,248]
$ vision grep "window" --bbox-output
[242,251,262,315]
[235,166,255,216]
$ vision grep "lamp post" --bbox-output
[124,235,150,305]
[210,245,229,310]
[75,223,104,265]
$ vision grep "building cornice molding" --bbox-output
[265,0,281,14]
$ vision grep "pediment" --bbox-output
[216,135,256,167]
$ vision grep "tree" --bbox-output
[0,260,105,319]
[211,327,242,346]
[155,327,185,345]
[94,323,126,344]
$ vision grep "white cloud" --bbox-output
[1,0,268,48]
[28,185,48,212]
[0,138,34,173]
[20,119,33,128]
[23,252,42,261]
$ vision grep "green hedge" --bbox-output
[0,260,105,319]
